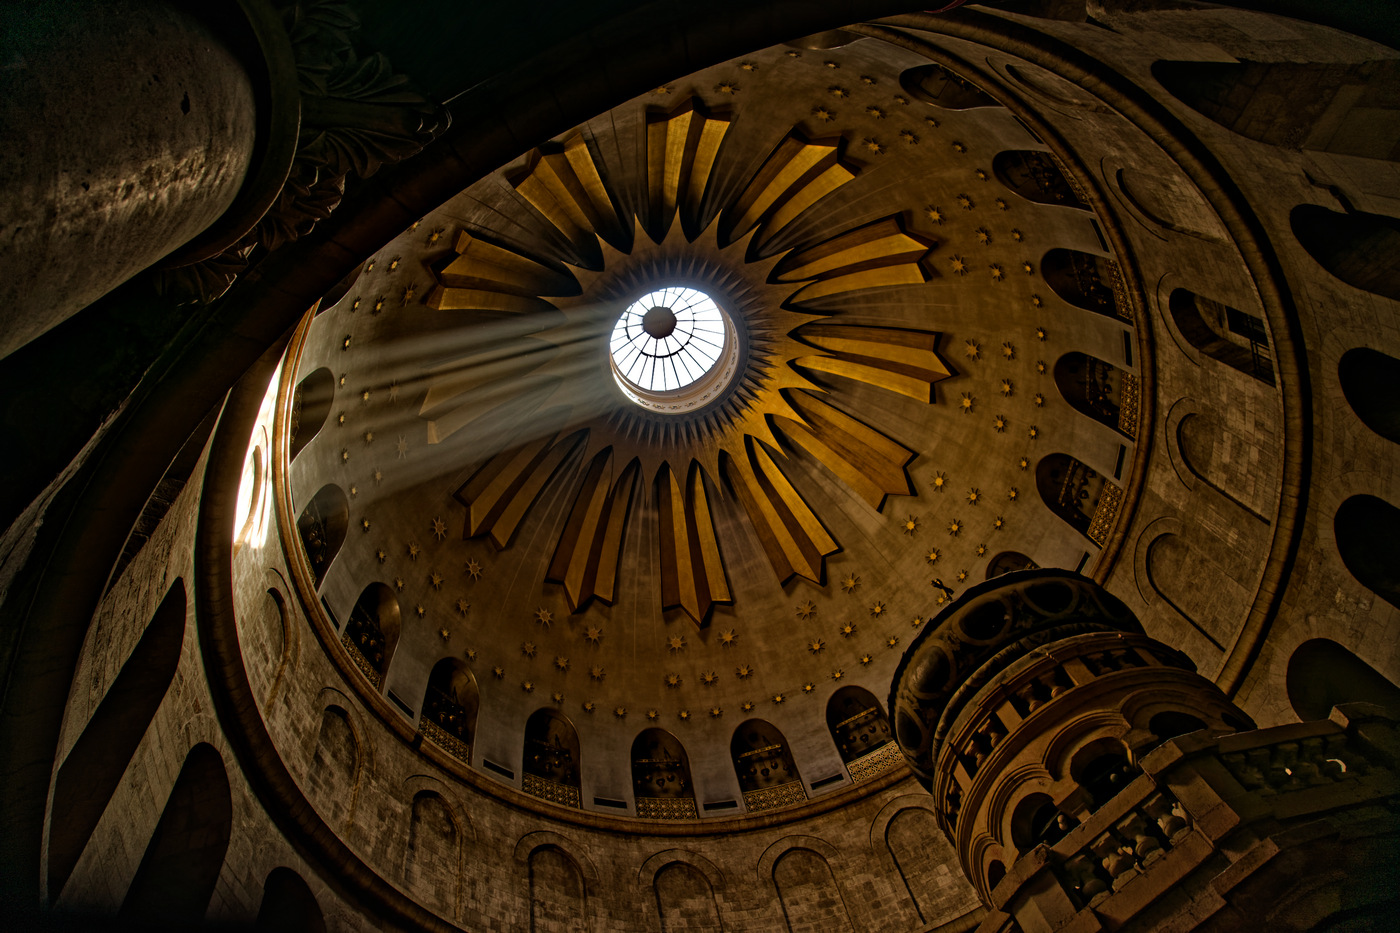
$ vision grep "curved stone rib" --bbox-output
[773,216,936,303]
[454,429,584,548]
[511,130,629,251]
[725,438,838,585]
[645,99,731,241]
[775,391,914,511]
[547,449,638,610]
[719,132,858,248]
[794,325,953,403]
[657,463,732,625]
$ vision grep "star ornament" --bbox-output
[535,608,553,628]
[668,634,686,652]
[796,600,816,620]
[584,626,603,644]
[902,516,919,535]
[842,574,861,593]
[809,639,825,654]
[431,517,448,540]
[719,629,738,646]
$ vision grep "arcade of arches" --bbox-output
[2,2,1398,931]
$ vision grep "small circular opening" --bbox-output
[609,286,740,414]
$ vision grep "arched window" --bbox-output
[1340,348,1400,444]
[1292,205,1400,302]
[825,687,893,779]
[343,583,400,688]
[1070,746,1134,812]
[119,743,232,925]
[987,551,1038,579]
[1042,249,1131,321]
[1167,289,1273,385]
[1335,494,1400,611]
[48,579,186,902]
[654,861,720,930]
[296,484,349,588]
[256,867,326,933]
[1287,639,1400,721]
[421,658,478,764]
[1054,352,1138,438]
[993,150,1086,209]
[899,62,1000,109]
[1036,454,1122,547]
[529,845,587,931]
[289,367,335,461]
[522,709,582,808]
[631,729,697,820]
[731,719,805,812]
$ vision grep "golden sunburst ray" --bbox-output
[424,96,955,623]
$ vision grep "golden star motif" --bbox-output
[829,85,849,97]
[932,472,947,491]
[949,519,962,536]
[832,670,845,681]
[860,74,877,84]
[887,635,900,648]
[360,389,370,402]
[899,129,919,145]
[786,49,801,57]
[968,488,981,505]
[492,666,504,678]
[1009,487,1020,500]
[1028,425,1040,440]
[715,81,739,95]
[414,605,425,618]
[1036,325,1047,340]
[797,600,816,620]
[376,548,386,563]
[1036,360,1047,373]
[555,656,569,671]
[925,116,940,127]
[840,621,857,637]
[903,515,919,535]
[668,634,686,652]
[584,626,602,644]
[709,707,722,718]
[583,701,596,713]
[1019,456,1030,470]
[372,469,383,484]
[925,548,940,564]
[394,577,404,590]
[977,543,988,556]
[655,86,673,95]
[438,628,450,640]
[824,60,840,68]
[464,648,477,662]
[866,106,885,118]
[363,431,374,444]
[396,436,408,458]
[812,106,835,122]
[429,572,443,589]
[402,285,415,304]
[677,709,690,720]
[996,197,1009,210]
[975,169,989,181]
[911,616,925,627]
[773,694,785,704]
[522,642,535,657]
[465,559,482,580]
[407,542,420,559]
[340,448,350,462]
[994,517,1005,530]
[1034,393,1046,407]
[456,598,470,615]
[1003,342,1015,360]
[553,692,565,704]
[372,298,384,313]
[990,264,1005,281]
[803,682,816,694]
[994,415,1008,433]
[1023,262,1034,274]
[590,666,605,680]
[841,574,861,593]
[719,629,737,646]
[349,486,357,497]
[736,664,754,679]
[428,229,443,244]
[431,517,447,540]
[975,228,991,245]
[337,412,346,425]
[1012,229,1024,242]
[950,255,969,276]
[960,392,975,412]
[862,137,884,155]
[957,570,969,582]
[740,61,757,71]
[964,339,980,358]
[535,608,553,628]
[952,141,967,153]
[742,700,755,711]
[522,681,534,692]
[701,670,718,685]
[1001,379,1014,396]
[615,706,627,718]
[870,601,886,617]
[894,94,909,104]
[809,639,825,654]
[647,708,659,720]
[859,654,874,666]
[958,194,974,209]
[926,206,944,224]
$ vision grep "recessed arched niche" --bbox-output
[1036,453,1122,547]
[119,743,231,925]
[1041,249,1131,321]
[899,62,999,110]
[1292,205,1400,302]
[256,867,326,933]
[1334,495,1400,611]
[522,709,582,808]
[421,658,478,764]
[296,484,349,588]
[825,687,894,779]
[289,367,335,461]
[1287,639,1400,722]
[987,551,1038,579]
[992,150,1086,209]
[1167,289,1273,385]
[48,579,186,903]
[1053,352,1138,438]
[731,719,805,812]
[344,583,400,688]
[630,728,698,820]
[1339,348,1400,444]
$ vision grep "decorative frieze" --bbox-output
[1086,480,1123,547]
[522,773,582,809]
[635,795,699,820]
[847,741,903,783]
[342,631,382,689]
[420,717,469,765]
[742,780,806,812]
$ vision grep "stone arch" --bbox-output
[1144,531,1229,651]
[289,367,335,461]
[1036,453,1120,546]
[1152,60,1400,159]
[731,719,805,812]
[1053,351,1137,438]
[523,708,582,808]
[1335,494,1400,611]
[631,728,698,820]
[653,861,721,932]
[1339,347,1400,444]
[119,743,231,925]
[884,805,965,925]
[824,687,892,772]
[296,484,349,588]
[256,867,326,933]
[1287,639,1400,721]
[529,844,588,932]
[256,573,297,707]
[1175,412,1270,523]
[992,150,1086,209]
[1041,249,1129,320]
[309,704,359,827]
[1166,288,1274,385]
[899,62,999,109]
[403,790,460,916]
[421,657,478,764]
[48,578,186,902]
[1293,205,1400,303]
[1112,165,1225,242]
[987,551,1037,579]
[772,847,853,932]
[344,582,401,689]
